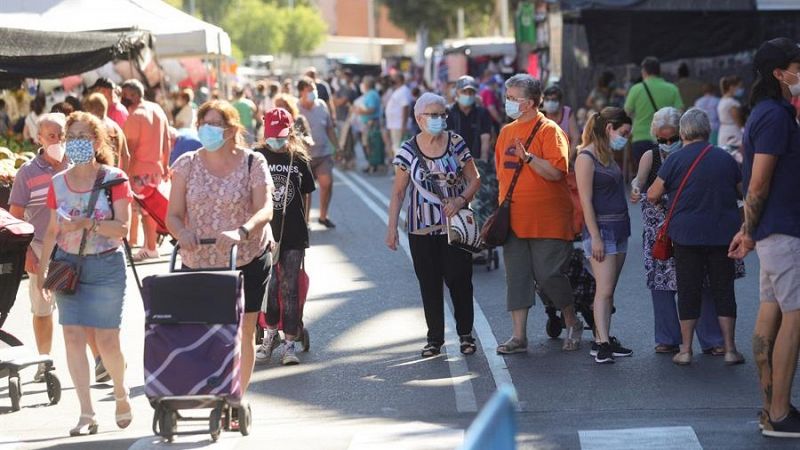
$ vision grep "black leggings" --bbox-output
[265,249,305,336]
[408,234,474,346]
[674,244,737,320]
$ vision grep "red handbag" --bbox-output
[652,145,712,261]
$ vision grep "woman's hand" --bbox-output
[24,246,39,274]
[217,229,242,250]
[728,230,755,259]
[385,227,399,251]
[591,235,605,262]
[512,138,528,160]
[178,228,199,251]
[443,197,466,218]
[60,217,91,233]
[630,189,642,203]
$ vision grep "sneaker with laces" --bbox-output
[256,330,281,363]
[594,342,615,364]
[281,341,300,366]
[590,341,599,357]
[95,357,110,383]
[763,408,800,438]
[33,363,47,383]
[609,336,633,357]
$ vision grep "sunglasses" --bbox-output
[656,136,680,145]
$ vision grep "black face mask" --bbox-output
[120,97,134,108]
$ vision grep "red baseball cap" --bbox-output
[264,108,294,138]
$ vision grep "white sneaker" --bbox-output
[133,248,159,262]
[255,330,280,363]
[281,341,300,366]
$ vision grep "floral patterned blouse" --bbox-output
[172,149,274,268]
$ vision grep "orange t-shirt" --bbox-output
[494,112,574,240]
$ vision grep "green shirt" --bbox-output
[233,99,256,130]
[624,77,684,143]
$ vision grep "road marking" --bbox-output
[578,426,702,450]
[0,435,20,450]
[342,170,515,391]
[337,169,477,413]
[347,421,464,450]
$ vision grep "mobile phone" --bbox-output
[57,208,71,221]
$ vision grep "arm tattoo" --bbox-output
[742,191,767,236]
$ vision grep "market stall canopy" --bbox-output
[0,0,232,58]
[0,27,149,89]
[561,0,800,65]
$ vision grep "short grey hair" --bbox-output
[37,112,66,131]
[679,108,711,142]
[504,74,543,102]
[650,107,681,137]
[414,92,446,116]
[121,79,144,97]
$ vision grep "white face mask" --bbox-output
[784,71,800,97]
[45,142,66,162]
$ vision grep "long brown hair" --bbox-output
[66,111,114,165]
[578,107,631,166]
[196,100,245,146]
[268,126,310,162]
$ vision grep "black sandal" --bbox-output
[421,343,441,358]
[460,335,477,355]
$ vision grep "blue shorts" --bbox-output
[582,236,628,257]
[54,248,127,329]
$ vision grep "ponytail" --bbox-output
[578,107,631,166]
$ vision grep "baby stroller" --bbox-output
[141,241,251,442]
[543,245,599,338]
[256,260,310,352]
[0,208,61,412]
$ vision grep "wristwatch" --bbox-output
[524,153,534,164]
[238,225,250,240]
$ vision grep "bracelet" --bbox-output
[457,194,469,204]
[525,153,534,164]
[238,225,250,240]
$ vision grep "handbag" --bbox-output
[270,150,294,266]
[479,120,544,247]
[411,133,483,253]
[43,167,107,295]
[652,145,712,261]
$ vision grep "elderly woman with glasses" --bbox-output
[386,92,481,358]
[632,107,727,355]
[167,100,274,403]
[647,108,745,366]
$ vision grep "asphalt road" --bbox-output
[2,155,799,450]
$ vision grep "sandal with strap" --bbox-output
[115,388,132,429]
[459,335,477,355]
[496,337,528,355]
[70,413,98,437]
[421,343,441,358]
[562,320,584,351]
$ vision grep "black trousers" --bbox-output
[674,244,737,320]
[408,234,474,346]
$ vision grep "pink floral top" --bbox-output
[172,150,273,268]
[46,167,133,255]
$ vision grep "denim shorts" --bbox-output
[582,235,629,257]
[54,248,127,329]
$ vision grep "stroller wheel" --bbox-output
[302,328,310,352]
[44,371,61,405]
[209,406,223,441]
[159,408,177,442]
[238,404,252,436]
[8,376,21,412]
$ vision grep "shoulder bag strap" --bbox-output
[274,151,294,257]
[642,81,659,113]
[72,166,107,279]
[410,134,447,201]
[501,119,545,206]
[662,145,712,230]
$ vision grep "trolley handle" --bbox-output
[170,238,238,273]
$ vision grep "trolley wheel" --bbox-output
[209,406,223,441]
[8,376,21,412]
[545,315,563,338]
[302,328,310,352]
[255,325,264,345]
[44,371,61,405]
[238,403,252,436]
[159,408,177,442]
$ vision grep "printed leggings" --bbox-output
[265,249,305,336]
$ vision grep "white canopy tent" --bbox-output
[0,0,231,58]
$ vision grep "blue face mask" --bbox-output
[458,94,475,107]
[505,100,522,119]
[610,134,628,151]
[198,124,226,152]
[734,87,745,97]
[307,90,318,102]
[659,141,682,154]
[65,139,94,164]
[426,117,445,135]
[266,137,288,149]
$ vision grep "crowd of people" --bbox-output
[4,35,800,439]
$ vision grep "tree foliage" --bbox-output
[222,0,286,56]
[380,0,494,44]
[281,6,329,58]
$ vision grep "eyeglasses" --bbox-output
[656,135,680,145]
[506,96,529,103]
[65,133,94,141]
[200,121,227,128]
[421,113,448,119]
